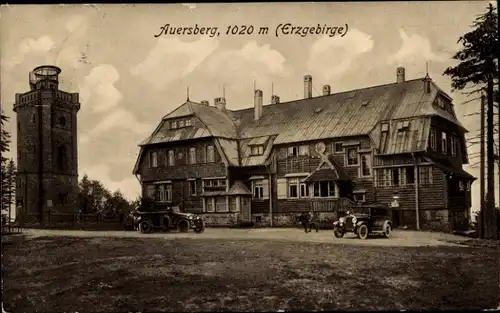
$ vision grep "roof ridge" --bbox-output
[227,77,428,113]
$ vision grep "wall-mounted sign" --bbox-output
[390,200,399,208]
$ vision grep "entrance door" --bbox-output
[241,197,251,222]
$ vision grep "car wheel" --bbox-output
[333,228,344,238]
[139,219,153,234]
[383,223,392,238]
[178,220,189,232]
[357,224,369,240]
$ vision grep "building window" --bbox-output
[177,151,184,160]
[251,145,264,156]
[334,142,344,153]
[353,192,366,203]
[32,114,36,123]
[253,180,264,199]
[56,145,67,171]
[185,119,192,127]
[189,180,197,196]
[155,184,172,202]
[17,122,20,131]
[313,181,337,198]
[215,197,227,212]
[298,145,309,156]
[207,145,215,163]
[179,120,185,128]
[288,178,299,198]
[171,121,177,129]
[441,132,448,154]
[203,179,226,193]
[167,150,175,166]
[59,116,66,127]
[360,153,372,177]
[287,146,298,157]
[380,123,389,152]
[459,180,465,191]
[430,127,437,150]
[405,167,415,185]
[346,148,358,166]
[419,166,433,185]
[391,168,400,186]
[58,193,68,205]
[188,147,196,164]
[150,151,158,168]
[206,198,214,212]
[451,135,457,156]
[466,180,471,191]
[300,183,309,198]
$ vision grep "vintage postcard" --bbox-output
[1,2,499,312]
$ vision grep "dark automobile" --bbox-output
[333,206,392,240]
[130,206,205,234]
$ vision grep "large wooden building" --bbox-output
[133,67,475,232]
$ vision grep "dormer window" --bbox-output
[298,145,309,156]
[185,119,192,126]
[251,145,264,156]
[171,121,178,129]
[287,146,298,157]
[381,123,389,132]
[179,120,185,128]
[380,122,389,153]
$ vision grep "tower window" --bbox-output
[59,117,66,127]
[18,122,20,131]
[57,145,67,171]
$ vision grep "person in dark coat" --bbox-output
[298,212,310,233]
[308,211,319,232]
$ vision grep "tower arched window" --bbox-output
[57,145,67,171]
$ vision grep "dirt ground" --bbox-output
[21,227,472,247]
[2,229,499,312]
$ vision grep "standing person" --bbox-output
[309,211,319,232]
[299,212,310,233]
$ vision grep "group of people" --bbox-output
[298,211,319,233]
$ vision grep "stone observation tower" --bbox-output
[13,65,80,224]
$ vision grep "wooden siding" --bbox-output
[427,116,468,166]
[139,138,226,181]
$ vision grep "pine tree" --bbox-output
[443,3,499,239]
[5,159,17,223]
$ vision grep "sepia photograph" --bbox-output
[0,2,499,312]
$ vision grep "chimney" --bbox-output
[322,85,331,96]
[396,67,405,83]
[214,97,226,111]
[304,75,312,98]
[271,95,280,104]
[254,89,263,121]
[423,74,432,93]
[200,100,209,106]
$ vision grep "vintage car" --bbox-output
[333,205,392,240]
[130,206,205,234]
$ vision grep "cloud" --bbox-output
[92,108,151,135]
[200,41,290,98]
[82,164,140,201]
[130,37,219,90]
[387,29,448,65]
[2,36,55,69]
[79,64,123,113]
[307,30,374,80]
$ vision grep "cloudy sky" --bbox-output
[0,2,497,211]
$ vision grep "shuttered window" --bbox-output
[277,178,287,199]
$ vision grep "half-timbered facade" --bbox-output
[133,67,475,232]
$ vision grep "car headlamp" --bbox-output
[339,217,345,223]
[352,216,357,224]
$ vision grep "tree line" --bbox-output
[0,110,140,224]
[444,3,499,239]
